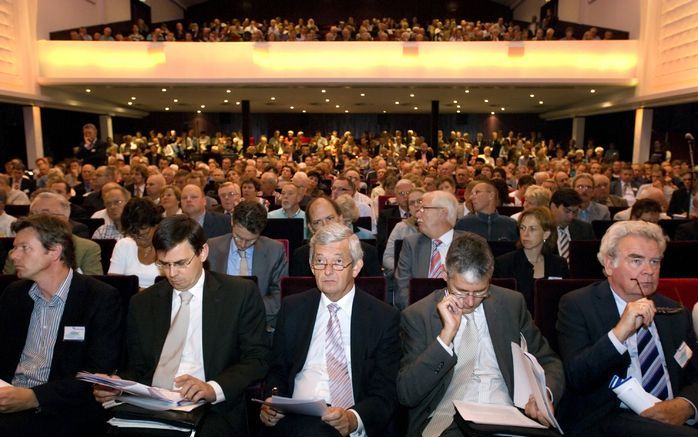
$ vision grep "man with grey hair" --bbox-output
[557,220,698,435]
[614,186,671,222]
[395,191,465,309]
[573,173,611,223]
[260,222,400,437]
[398,233,564,436]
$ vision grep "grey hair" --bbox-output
[429,190,458,226]
[309,222,364,265]
[597,221,666,273]
[31,191,71,218]
[524,185,552,207]
[335,194,359,223]
[446,232,494,282]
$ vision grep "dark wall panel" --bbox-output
[584,111,634,161]
[41,108,100,164]
[0,104,27,165]
[652,102,698,163]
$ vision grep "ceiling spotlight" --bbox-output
[270,97,276,101]
[335,104,340,108]
[457,110,461,113]
[539,100,544,104]
[321,89,326,93]
[226,89,231,93]
[456,105,461,109]
[410,93,415,98]
[344,110,349,113]
[200,104,206,109]
[173,99,178,103]
[85,88,91,93]
[529,94,535,98]
[413,106,418,110]
[382,110,387,113]
[490,111,495,115]
[395,101,400,105]
[453,100,458,104]
[590,89,596,93]
[484,99,489,103]
[130,96,136,100]
[302,110,306,113]
[465,89,470,93]
[290,106,295,109]
[127,101,133,106]
[235,101,240,105]
[325,98,330,102]
[223,99,228,103]
[197,110,201,113]
[161,88,167,92]
[501,107,505,111]
[360,93,365,97]
[165,107,170,111]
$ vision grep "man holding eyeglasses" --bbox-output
[573,173,611,223]
[557,220,698,436]
[94,216,269,436]
[398,233,564,437]
[260,222,400,437]
[207,200,288,329]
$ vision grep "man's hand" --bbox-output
[612,297,655,342]
[92,373,122,404]
[0,387,39,413]
[437,293,463,345]
[321,407,358,436]
[259,396,285,427]
[174,374,216,403]
[524,395,553,427]
[641,398,694,426]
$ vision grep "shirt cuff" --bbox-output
[349,409,366,437]
[607,330,627,355]
[207,380,225,404]
[437,335,454,356]
[676,397,698,424]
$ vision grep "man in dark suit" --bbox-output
[81,167,116,215]
[610,166,641,205]
[290,196,382,277]
[377,178,414,258]
[550,188,596,263]
[181,184,231,238]
[260,222,400,437]
[94,216,269,436]
[557,220,698,436]
[207,200,288,329]
[675,197,698,239]
[74,123,107,167]
[396,191,465,310]
[668,172,695,217]
[398,233,564,437]
[0,214,122,437]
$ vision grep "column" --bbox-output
[241,100,250,153]
[430,100,439,154]
[633,107,653,163]
[572,117,585,149]
[99,115,113,141]
[23,106,43,164]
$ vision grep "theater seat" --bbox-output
[94,239,117,274]
[281,276,386,301]
[656,278,698,309]
[569,240,603,279]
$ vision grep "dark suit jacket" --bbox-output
[668,188,693,217]
[206,234,288,319]
[290,241,382,278]
[0,273,122,425]
[202,211,232,239]
[493,248,570,311]
[120,271,269,436]
[610,179,640,197]
[675,219,698,241]
[557,280,698,434]
[76,139,108,167]
[81,191,104,215]
[553,219,595,258]
[377,206,403,258]
[70,219,90,239]
[398,287,564,437]
[265,288,401,436]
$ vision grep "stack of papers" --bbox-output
[107,418,192,432]
[610,375,660,414]
[77,372,204,411]
[252,395,328,416]
[454,400,547,429]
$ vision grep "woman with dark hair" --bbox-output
[493,206,569,311]
[108,197,164,289]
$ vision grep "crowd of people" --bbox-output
[66,12,617,43]
[0,120,696,436]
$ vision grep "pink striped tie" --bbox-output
[429,239,446,279]
[326,303,354,409]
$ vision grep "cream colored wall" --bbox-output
[36,0,130,40]
[146,0,184,24]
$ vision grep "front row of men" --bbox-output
[1,212,697,437]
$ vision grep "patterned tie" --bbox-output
[152,291,193,389]
[239,250,249,276]
[422,313,478,437]
[429,239,446,279]
[326,303,354,409]
[558,227,570,262]
[637,327,669,400]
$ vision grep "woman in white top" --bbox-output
[383,188,424,276]
[108,197,163,289]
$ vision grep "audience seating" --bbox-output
[591,220,613,240]
[488,240,517,258]
[280,276,386,301]
[497,206,523,217]
[263,218,305,255]
[660,241,698,278]
[74,217,106,236]
[608,206,627,218]
[408,277,517,305]
[659,219,691,240]
[277,238,289,259]
[378,196,394,212]
[5,204,29,217]
[355,216,371,231]
[94,239,117,274]
[569,240,603,278]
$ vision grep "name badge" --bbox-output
[64,326,85,341]
[674,341,693,368]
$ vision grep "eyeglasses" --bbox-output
[575,184,593,191]
[633,278,681,315]
[408,199,423,207]
[331,186,352,192]
[311,214,337,227]
[446,287,490,299]
[155,253,197,270]
[220,192,240,199]
[418,206,444,213]
[105,200,126,208]
[396,191,411,197]
[311,259,353,271]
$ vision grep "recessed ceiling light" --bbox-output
[465,89,470,93]
[457,110,461,113]
[590,89,596,93]
[127,101,133,106]
[85,88,91,93]
[410,93,415,97]
[200,104,206,108]
[335,104,340,108]
[165,107,170,111]
[197,110,201,113]
[235,101,240,105]
[484,99,489,103]
[130,97,136,101]
[270,97,276,101]
[413,106,418,110]
[344,110,349,113]
[539,100,544,104]
[173,98,178,103]
[456,105,461,109]
[360,93,365,97]
[302,110,306,113]
[290,106,295,109]
[501,107,505,111]
[161,88,167,92]
[382,110,387,113]
[223,99,228,103]
[490,111,495,115]
[226,89,231,93]
[453,100,458,104]
[529,94,535,98]
[321,89,326,93]
[395,101,400,105]
[325,98,330,103]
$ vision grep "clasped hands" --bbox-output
[93,373,216,404]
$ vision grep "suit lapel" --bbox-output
[212,237,232,273]
[292,290,320,376]
[483,291,515,398]
[51,273,87,375]
[593,281,622,332]
[417,235,431,277]
[152,281,175,363]
[251,237,266,278]
[201,272,222,376]
[349,290,370,395]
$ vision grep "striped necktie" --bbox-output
[637,327,669,400]
[326,303,354,409]
[429,239,446,279]
[558,227,570,262]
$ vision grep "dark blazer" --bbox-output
[81,191,104,215]
[398,287,564,437]
[668,188,693,217]
[120,271,269,436]
[556,280,698,434]
[202,211,232,239]
[493,248,570,311]
[290,241,382,278]
[76,139,108,167]
[553,219,595,258]
[610,179,640,197]
[0,273,122,430]
[377,206,403,258]
[265,288,401,436]
[675,219,698,241]
[69,219,90,239]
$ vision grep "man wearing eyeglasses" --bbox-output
[331,175,374,232]
[557,220,698,436]
[214,181,241,215]
[260,222,400,437]
[94,216,269,436]
[377,178,414,258]
[573,173,611,223]
[398,233,564,437]
[549,188,595,263]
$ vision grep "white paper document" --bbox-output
[0,379,12,388]
[77,371,202,410]
[453,400,546,429]
[610,375,661,414]
[252,395,328,416]
[511,335,564,434]
[107,418,192,432]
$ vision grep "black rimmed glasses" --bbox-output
[633,278,682,315]
[155,253,197,271]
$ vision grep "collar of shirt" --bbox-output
[282,207,302,218]
[172,268,205,308]
[320,285,356,319]
[435,228,455,247]
[29,269,74,304]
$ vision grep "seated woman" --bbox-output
[240,176,270,210]
[436,175,468,218]
[160,184,182,217]
[108,197,163,289]
[383,187,424,276]
[493,206,569,312]
[510,185,552,221]
[335,194,374,239]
